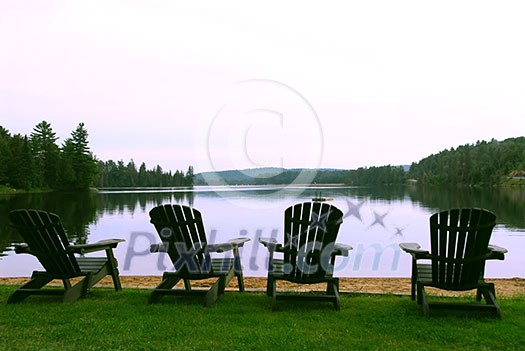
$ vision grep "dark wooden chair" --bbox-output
[259,202,352,310]
[399,208,507,318]
[8,209,124,303]
[148,204,250,306]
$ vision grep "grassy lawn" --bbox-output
[0,285,524,351]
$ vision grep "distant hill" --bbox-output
[195,167,320,185]
[194,136,525,187]
[194,166,408,186]
[195,167,285,185]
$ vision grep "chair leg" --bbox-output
[416,281,423,305]
[231,248,245,292]
[63,274,90,303]
[269,278,278,311]
[204,277,222,307]
[329,280,341,311]
[105,249,122,291]
[236,272,245,292]
[476,288,482,301]
[411,259,417,301]
[271,289,278,311]
[326,278,339,294]
[149,274,181,304]
[481,283,502,319]
[333,289,341,311]
[221,267,235,294]
[327,281,333,295]
[417,282,429,317]
[266,275,275,297]
[7,273,53,304]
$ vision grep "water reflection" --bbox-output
[0,186,523,278]
[407,185,525,230]
[0,191,98,248]
[0,190,194,254]
[96,190,194,216]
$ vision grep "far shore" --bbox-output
[3,177,524,196]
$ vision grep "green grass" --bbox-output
[1,286,524,351]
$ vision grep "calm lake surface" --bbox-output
[1,185,524,278]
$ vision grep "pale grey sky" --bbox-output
[1,1,524,173]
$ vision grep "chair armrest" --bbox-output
[258,237,282,251]
[487,244,507,260]
[333,243,353,257]
[13,243,73,257]
[227,237,250,246]
[488,244,507,254]
[399,242,429,258]
[150,243,168,253]
[207,238,250,253]
[71,239,124,254]
[150,242,207,254]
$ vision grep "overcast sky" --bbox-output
[1,1,524,173]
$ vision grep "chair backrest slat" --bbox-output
[429,208,496,288]
[8,209,80,277]
[149,204,209,275]
[283,202,343,283]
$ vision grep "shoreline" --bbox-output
[1,276,523,297]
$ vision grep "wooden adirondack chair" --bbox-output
[7,209,124,303]
[399,208,507,318]
[148,204,250,306]
[259,202,352,310]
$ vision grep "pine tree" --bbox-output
[59,138,77,190]
[30,121,60,189]
[7,134,35,189]
[0,126,12,185]
[126,159,138,187]
[61,123,97,190]
[185,165,194,186]
[138,162,147,186]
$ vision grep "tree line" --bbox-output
[407,137,525,186]
[194,136,524,187]
[2,120,521,190]
[96,160,194,188]
[327,136,523,186]
[0,121,194,191]
[269,166,406,186]
[194,166,407,186]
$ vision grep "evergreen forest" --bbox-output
[407,137,525,186]
[1,121,523,191]
[0,121,194,191]
[335,137,524,186]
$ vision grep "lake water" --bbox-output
[1,185,524,279]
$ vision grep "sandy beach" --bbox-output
[1,276,523,297]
